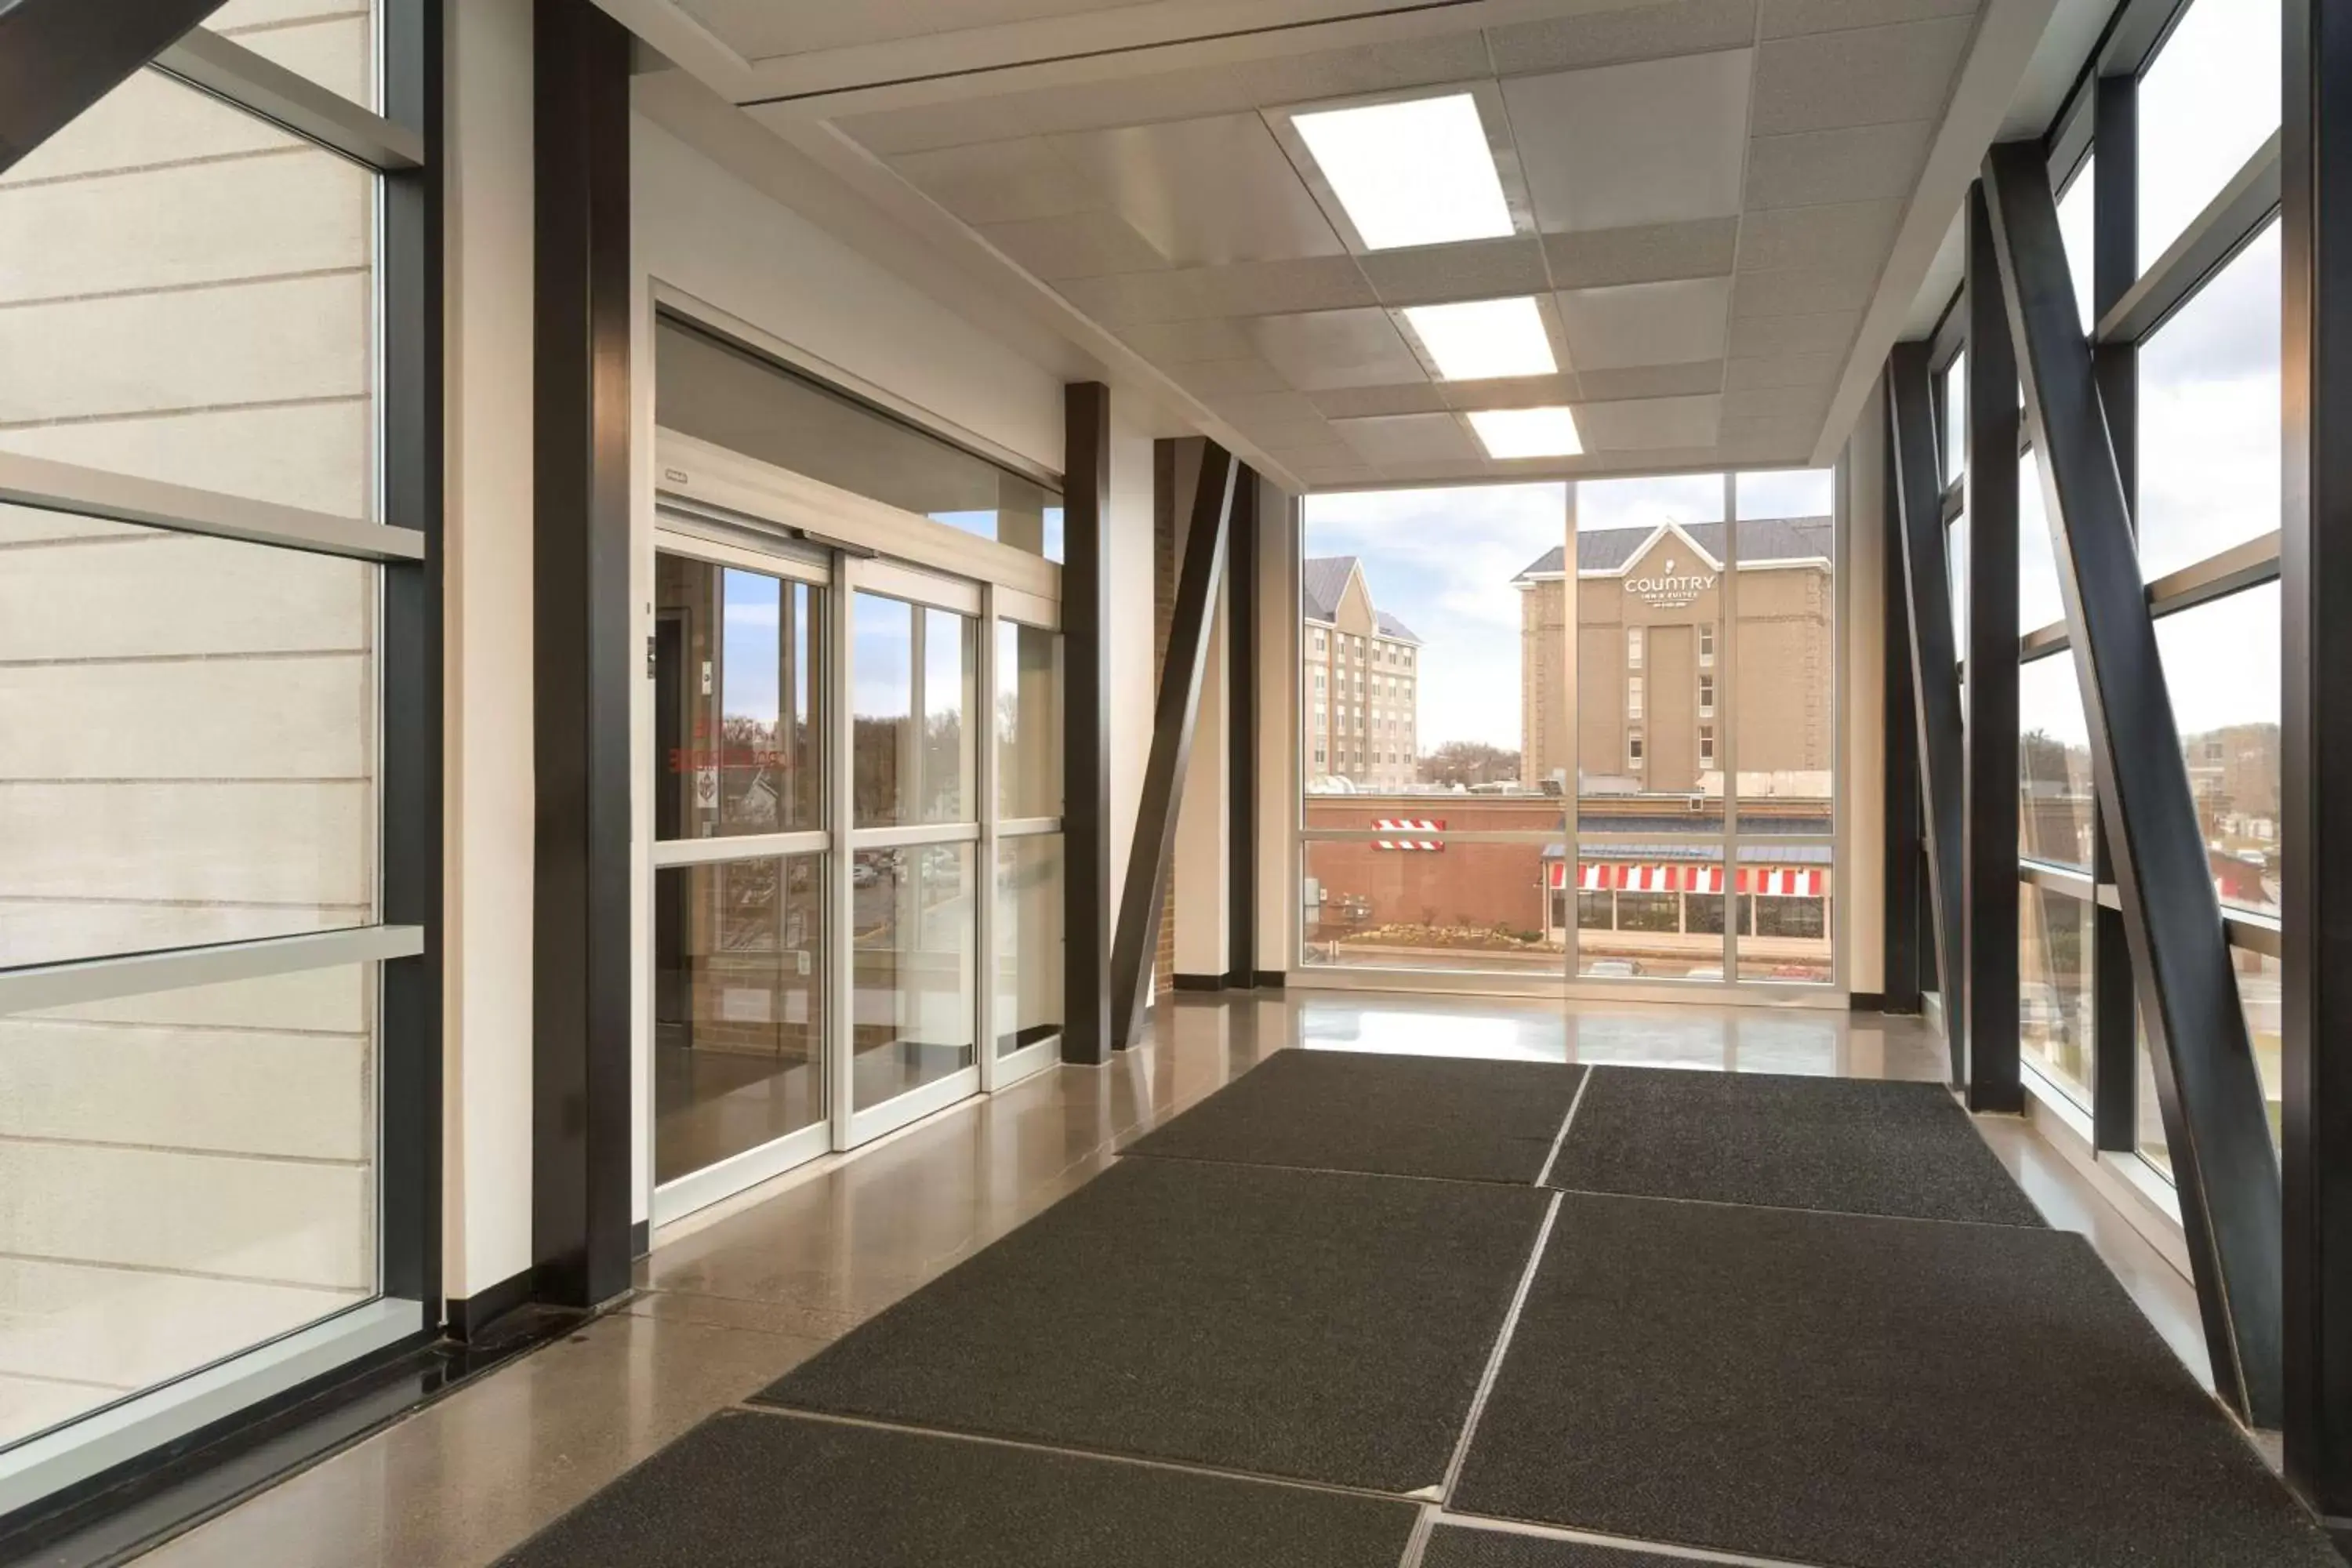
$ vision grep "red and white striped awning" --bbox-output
[1548,863,1826,895]
[1373,818,1444,851]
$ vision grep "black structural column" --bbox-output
[1062,384,1116,1064]
[532,0,633,1310]
[1962,183,2024,1112]
[1109,444,1240,1050]
[1883,407,1925,1015]
[1888,343,1969,1082]
[2282,0,2352,1527]
[1985,140,2283,1428]
[1227,470,1261,989]
[0,0,225,172]
[2090,78,2143,1152]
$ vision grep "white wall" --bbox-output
[1842,378,1889,996]
[440,0,539,1301]
[1105,413,1158,932]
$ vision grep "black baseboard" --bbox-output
[996,1023,1061,1054]
[446,1265,535,1344]
[1171,973,1227,992]
[1252,969,1287,989]
[631,1218,650,1259]
[1848,992,1887,1011]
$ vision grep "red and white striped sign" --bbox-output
[1373,818,1444,851]
[1548,862,1826,895]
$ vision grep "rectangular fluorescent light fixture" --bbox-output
[1403,297,1555,380]
[1291,93,1515,251]
[1469,405,1583,459]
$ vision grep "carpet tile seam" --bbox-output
[1428,1512,1841,1567]
[1441,1191,1567,1500]
[729,1399,1440,1506]
[1534,1066,1595,1189]
[1111,1147,1555,1189]
[1540,1181,2054,1232]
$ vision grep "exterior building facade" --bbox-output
[1301,556,1421,792]
[1514,517,1835,800]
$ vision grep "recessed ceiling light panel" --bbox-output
[1290,93,1514,251]
[1401,297,1555,380]
[1469,405,1584,459]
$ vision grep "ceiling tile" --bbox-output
[1058,256,1371,325]
[1438,372,1582,411]
[1751,17,1974,136]
[1555,276,1733,370]
[1265,441,1365,470]
[678,0,938,60]
[1574,359,1726,399]
[892,138,1091,225]
[835,32,1493,154]
[1044,114,1342,267]
[1723,382,1833,419]
[1730,266,1880,318]
[1311,383,1450,418]
[1358,238,1550,306]
[1726,310,1858,358]
[978,211,1169,279]
[1744,121,1936,209]
[1724,350,1842,389]
[1737,200,1904,271]
[1206,390,1326,426]
[1544,220,1738,287]
[1331,412,1479,464]
[1171,357,1294,397]
[1719,412,1823,448]
[1115,318,1261,363]
[1503,51,1752,232]
[1488,0,1758,74]
[1577,393,1722,450]
[1760,0,1977,38]
[1254,416,1344,448]
[1243,307,1425,390]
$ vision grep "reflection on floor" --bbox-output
[127,992,2210,1566]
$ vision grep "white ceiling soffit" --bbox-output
[597,0,2068,488]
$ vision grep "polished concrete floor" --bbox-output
[128,991,2208,1566]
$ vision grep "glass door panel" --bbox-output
[851,844,978,1109]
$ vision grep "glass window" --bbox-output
[1698,623,1715,666]
[1947,510,1969,657]
[1301,840,1557,975]
[996,619,1062,820]
[1628,626,1644,669]
[1627,675,1645,720]
[1943,350,1967,482]
[1699,724,1715,765]
[1698,673,1716,717]
[851,845,976,1110]
[0,963,381,1452]
[654,856,825,1183]
[2238,947,2284,1150]
[853,594,975,827]
[2138,0,2282,270]
[1733,467,1835,521]
[0,72,379,518]
[994,837,1063,1058]
[2020,884,2096,1105]
[655,318,1063,561]
[1735,849,1834,983]
[2136,220,2281,582]
[2018,448,2065,633]
[2152,583,2280,916]
[655,556,824,839]
[0,513,378,970]
[2019,652,2097,868]
[2059,154,2098,328]
[1628,730,1645,767]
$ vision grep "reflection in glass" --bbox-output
[2136,949,2285,1171]
[2138,0,2281,270]
[655,318,1063,561]
[2152,583,2281,915]
[2020,884,2095,1105]
[2137,1023,2169,1174]
[853,844,977,1110]
[654,857,825,1183]
[1302,839,1558,975]
[853,593,975,827]
[2019,652,2096,867]
[0,513,379,970]
[0,963,379,1452]
[655,555,824,839]
[997,619,1062,819]
[996,836,1064,1057]
[2137,222,2281,581]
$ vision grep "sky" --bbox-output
[1305,469,1835,753]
